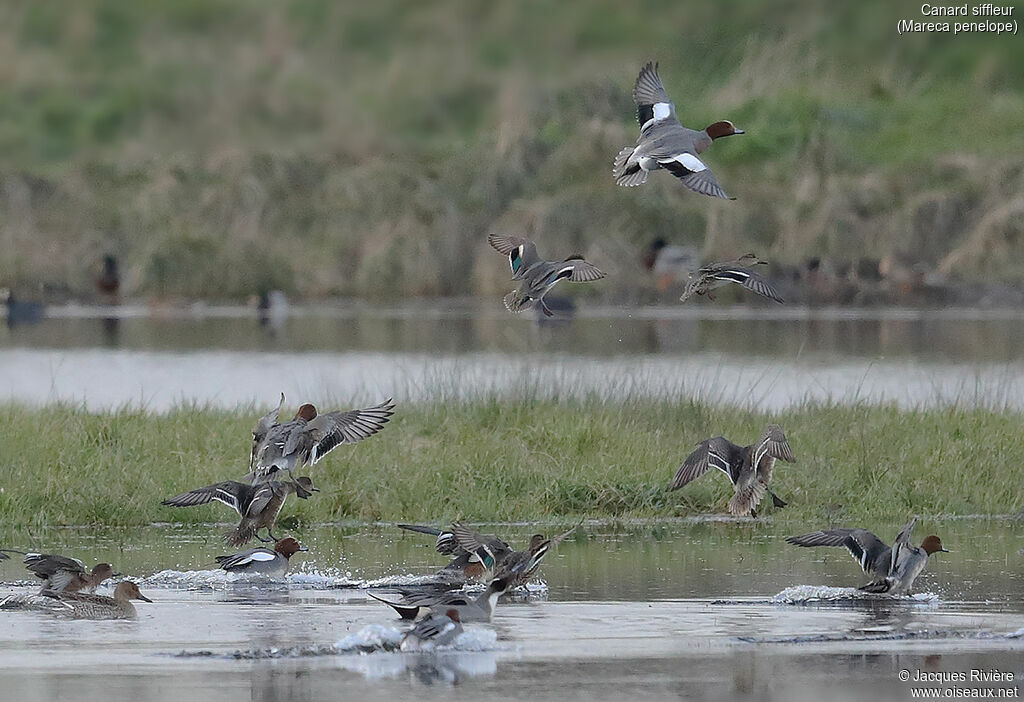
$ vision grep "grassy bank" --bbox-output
[1,1,1024,300]
[0,399,1020,528]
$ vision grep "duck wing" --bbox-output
[306,399,396,464]
[215,548,276,570]
[751,425,795,471]
[398,523,460,555]
[487,234,541,278]
[786,528,892,577]
[633,62,676,130]
[667,437,736,491]
[250,394,284,471]
[561,256,605,282]
[451,523,511,564]
[888,517,918,576]
[656,154,731,200]
[161,481,252,517]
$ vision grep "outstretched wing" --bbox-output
[216,548,276,570]
[633,62,675,130]
[251,394,284,471]
[667,437,735,490]
[561,256,605,283]
[786,528,892,575]
[703,267,783,303]
[658,155,731,200]
[161,481,250,517]
[487,234,541,278]
[888,517,918,576]
[306,398,396,464]
[751,425,795,472]
[451,523,510,563]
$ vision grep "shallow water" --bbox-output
[1,522,1021,701]
[6,306,1024,410]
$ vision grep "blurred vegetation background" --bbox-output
[0,0,1022,301]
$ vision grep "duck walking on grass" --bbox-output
[786,517,949,594]
[487,234,605,317]
[1,581,152,620]
[161,477,318,546]
[613,62,744,199]
[369,576,511,622]
[0,550,117,594]
[215,537,307,577]
[248,394,395,484]
[400,609,464,652]
[667,425,795,517]
[679,254,783,304]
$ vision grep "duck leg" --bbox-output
[539,298,555,317]
[255,529,274,543]
[768,489,788,509]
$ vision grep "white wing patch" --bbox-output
[248,551,277,562]
[661,153,708,172]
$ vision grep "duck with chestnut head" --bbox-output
[786,517,948,594]
[248,393,395,484]
[613,62,744,199]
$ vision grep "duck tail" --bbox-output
[858,578,894,594]
[613,147,647,186]
[728,481,766,517]
[503,290,531,314]
[225,525,254,547]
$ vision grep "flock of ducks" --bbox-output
[0,62,951,649]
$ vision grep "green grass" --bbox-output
[0,399,1020,528]
[2,1,1024,298]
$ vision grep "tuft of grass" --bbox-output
[0,399,1020,528]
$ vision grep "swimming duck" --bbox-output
[215,537,307,577]
[786,517,949,594]
[679,254,783,303]
[0,550,117,594]
[161,477,318,546]
[487,234,605,317]
[613,62,743,199]
[0,581,152,620]
[667,425,795,516]
[248,394,395,484]
[400,609,464,652]
[398,522,576,586]
[369,576,510,622]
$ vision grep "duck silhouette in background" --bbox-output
[1,288,45,328]
[95,255,120,304]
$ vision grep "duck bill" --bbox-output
[940,548,950,553]
[137,594,153,603]
[733,128,745,134]
[297,546,309,552]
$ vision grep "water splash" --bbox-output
[772,585,940,605]
[142,568,359,590]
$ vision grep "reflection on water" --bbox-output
[5,308,1024,410]
[6,305,1024,361]
[0,522,1021,702]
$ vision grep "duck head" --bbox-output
[116,581,153,603]
[294,404,317,422]
[444,608,461,623]
[91,563,117,582]
[705,120,744,139]
[920,535,949,555]
[294,476,319,499]
[274,537,308,558]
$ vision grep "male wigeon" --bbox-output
[667,425,795,516]
[786,517,949,594]
[613,62,743,199]
[162,477,318,546]
[487,234,605,317]
[215,537,307,577]
[248,394,395,484]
